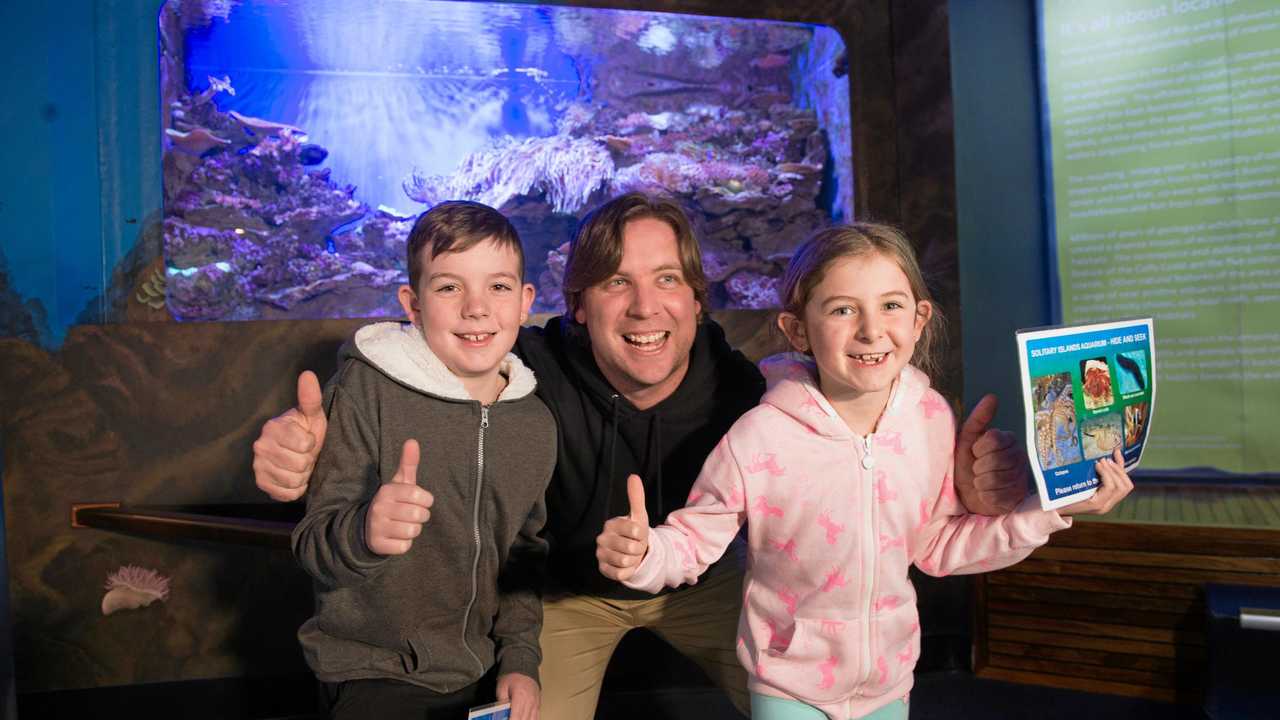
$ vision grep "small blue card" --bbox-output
[467,701,511,720]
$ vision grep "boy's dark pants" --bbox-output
[323,671,496,720]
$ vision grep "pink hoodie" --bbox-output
[625,354,1070,718]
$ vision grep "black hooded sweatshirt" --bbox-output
[516,315,766,599]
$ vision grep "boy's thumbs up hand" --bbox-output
[596,474,650,582]
[365,439,435,556]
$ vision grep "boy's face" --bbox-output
[398,239,535,401]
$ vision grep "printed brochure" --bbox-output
[1016,318,1155,510]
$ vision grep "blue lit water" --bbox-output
[184,1,582,214]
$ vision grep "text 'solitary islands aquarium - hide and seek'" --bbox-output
[159,0,853,321]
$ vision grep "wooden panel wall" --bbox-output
[974,515,1280,704]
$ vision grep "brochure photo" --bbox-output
[1017,318,1155,510]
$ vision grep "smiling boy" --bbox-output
[291,201,555,720]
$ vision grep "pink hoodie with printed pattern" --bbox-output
[624,355,1071,718]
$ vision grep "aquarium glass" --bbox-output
[159,0,852,320]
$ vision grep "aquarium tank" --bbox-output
[159,0,852,321]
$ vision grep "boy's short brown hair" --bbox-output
[406,201,524,289]
[562,192,710,317]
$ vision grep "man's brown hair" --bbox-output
[563,192,709,317]
[406,200,523,289]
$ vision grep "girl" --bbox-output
[595,224,1132,720]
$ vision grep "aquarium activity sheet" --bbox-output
[1017,318,1156,511]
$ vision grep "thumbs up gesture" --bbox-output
[365,439,434,556]
[596,475,650,582]
[953,394,1029,516]
[254,371,329,501]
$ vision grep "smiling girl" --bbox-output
[595,223,1132,720]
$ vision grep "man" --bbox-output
[254,193,1029,718]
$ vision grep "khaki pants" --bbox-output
[538,568,751,719]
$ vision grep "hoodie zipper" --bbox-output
[856,432,877,696]
[460,405,489,676]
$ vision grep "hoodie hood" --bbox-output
[757,352,931,437]
[349,321,537,402]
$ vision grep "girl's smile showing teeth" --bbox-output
[850,352,889,366]
[624,331,670,350]
[457,332,494,344]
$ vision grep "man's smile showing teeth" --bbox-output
[624,331,670,348]
[850,352,889,365]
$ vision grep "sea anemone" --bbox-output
[101,565,171,616]
[402,135,614,215]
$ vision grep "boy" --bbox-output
[292,201,555,720]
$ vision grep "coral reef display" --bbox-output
[161,1,852,320]
[161,71,411,320]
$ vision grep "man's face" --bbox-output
[574,217,701,410]
[398,238,535,402]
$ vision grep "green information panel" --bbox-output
[1040,0,1280,474]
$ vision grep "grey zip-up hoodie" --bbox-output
[293,322,556,692]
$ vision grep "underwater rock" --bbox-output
[612,152,705,196]
[597,135,633,158]
[163,218,237,268]
[270,205,366,248]
[735,213,786,244]
[178,206,270,235]
[172,0,233,33]
[537,242,570,312]
[354,211,416,259]
[166,263,245,322]
[693,187,773,216]
[753,211,825,261]
[802,129,828,167]
[751,52,792,70]
[263,264,403,311]
[724,270,781,309]
[101,565,170,616]
[700,244,753,283]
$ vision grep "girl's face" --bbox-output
[779,252,932,405]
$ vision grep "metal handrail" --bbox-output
[71,503,299,549]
